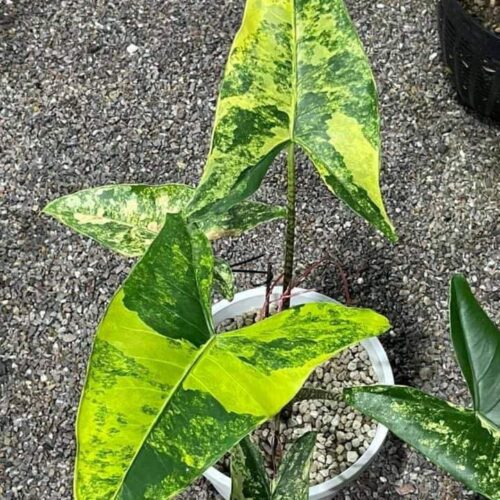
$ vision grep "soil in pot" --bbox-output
[215,309,378,486]
[461,0,500,32]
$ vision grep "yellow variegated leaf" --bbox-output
[187,0,396,241]
[346,276,500,499]
[345,386,500,500]
[44,184,285,257]
[230,432,316,500]
[214,257,236,301]
[44,184,284,300]
[76,213,390,499]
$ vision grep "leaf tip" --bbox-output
[42,199,57,217]
[450,274,468,293]
[384,224,398,243]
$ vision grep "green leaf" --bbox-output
[450,275,500,427]
[272,432,316,500]
[76,213,390,499]
[231,437,271,500]
[187,0,396,241]
[198,200,285,241]
[214,258,236,301]
[230,433,316,500]
[345,275,500,499]
[44,184,194,257]
[43,183,285,257]
[345,386,500,500]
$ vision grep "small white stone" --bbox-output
[127,44,139,55]
[347,361,357,371]
[346,451,359,463]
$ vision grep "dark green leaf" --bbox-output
[231,437,272,500]
[345,386,500,500]
[272,432,316,500]
[450,275,500,427]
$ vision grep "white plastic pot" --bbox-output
[203,286,394,500]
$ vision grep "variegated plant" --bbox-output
[74,213,390,498]
[43,0,399,497]
[185,0,397,293]
[231,433,317,500]
[44,183,285,299]
[345,276,500,500]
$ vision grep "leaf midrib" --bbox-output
[459,301,482,415]
[111,334,217,499]
[110,220,214,499]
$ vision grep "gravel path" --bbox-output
[1,0,498,499]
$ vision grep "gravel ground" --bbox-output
[0,0,498,499]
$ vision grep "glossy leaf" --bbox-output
[346,275,500,500]
[76,213,390,499]
[450,275,500,427]
[231,437,271,500]
[214,258,236,301]
[231,432,316,500]
[273,432,316,500]
[43,183,285,257]
[345,386,500,500]
[187,0,396,241]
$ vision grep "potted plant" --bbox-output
[439,0,500,120]
[346,275,500,499]
[44,0,398,497]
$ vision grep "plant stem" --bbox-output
[282,142,296,309]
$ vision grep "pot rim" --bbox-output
[203,286,394,500]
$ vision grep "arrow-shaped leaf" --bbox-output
[345,386,500,500]
[44,184,283,299]
[450,275,500,427]
[345,275,500,499]
[44,183,285,257]
[76,213,390,499]
[187,0,395,241]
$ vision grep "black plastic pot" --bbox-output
[438,0,500,121]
